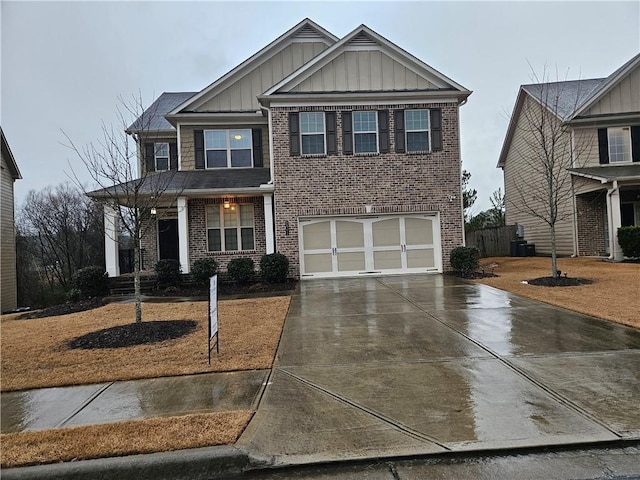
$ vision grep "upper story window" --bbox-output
[154,143,170,171]
[206,203,255,252]
[608,127,632,163]
[300,112,326,155]
[353,111,378,154]
[405,109,430,152]
[204,129,252,168]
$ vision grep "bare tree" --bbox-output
[509,68,595,278]
[65,95,185,323]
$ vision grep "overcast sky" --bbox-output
[2,1,639,213]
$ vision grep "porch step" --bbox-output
[108,275,157,295]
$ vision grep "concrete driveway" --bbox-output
[238,275,640,466]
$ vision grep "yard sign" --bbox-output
[208,274,219,364]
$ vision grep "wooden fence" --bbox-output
[465,225,518,258]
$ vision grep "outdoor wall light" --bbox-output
[285,220,290,236]
[150,207,157,215]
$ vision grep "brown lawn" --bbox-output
[475,256,640,329]
[0,296,289,468]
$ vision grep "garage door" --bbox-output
[299,214,441,278]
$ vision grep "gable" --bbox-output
[582,65,640,116]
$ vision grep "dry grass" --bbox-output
[475,257,640,329]
[0,411,252,468]
[1,296,290,392]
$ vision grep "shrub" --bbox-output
[191,258,219,285]
[450,246,480,277]
[154,259,182,288]
[617,226,640,258]
[260,253,289,283]
[71,266,109,298]
[227,257,255,284]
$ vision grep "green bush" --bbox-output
[260,253,289,283]
[71,266,109,298]
[154,259,182,288]
[617,226,640,258]
[450,246,480,277]
[191,258,219,285]
[227,257,255,284]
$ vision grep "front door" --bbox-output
[158,219,179,261]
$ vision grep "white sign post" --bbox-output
[208,274,219,364]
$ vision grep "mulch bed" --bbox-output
[527,276,593,287]
[67,320,198,349]
[17,298,106,320]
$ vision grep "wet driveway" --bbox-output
[238,275,640,465]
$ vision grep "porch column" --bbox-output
[104,204,120,277]
[177,196,190,273]
[263,193,275,254]
[607,185,623,261]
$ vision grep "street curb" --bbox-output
[1,445,254,480]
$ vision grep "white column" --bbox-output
[177,196,190,273]
[608,186,623,261]
[104,204,120,277]
[263,193,275,254]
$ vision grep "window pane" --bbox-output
[229,130,252,149]
[206,150,228,168]
[301,134,325,154]
[354,133,377,153]
[407,131,429,152]
[608,128,631,163]
[240,205,254,226]
[205,130,227,149]
[224,209,237,227]
[207,230,221,252]
[405,110,429,131]
[156,157,169,171]
[300,112,324,134]
[231,149,252,167]
[353,111,376,132]
[206,207,220,228]
[155,143,169,156]
[241,228,255,250]
[224,229,238,251]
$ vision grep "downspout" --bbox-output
[570,129,578,257]
[606,180,618,260]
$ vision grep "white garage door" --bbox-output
[299,214,441,278]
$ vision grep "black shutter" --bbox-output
[326,112,337,155]
[144,143,155,173]
[194,130,205,169]
[169,142,178,170]
[395,110,405,153]
[342,111,353,155]
[252,128,263,167]
[430,109,442,152]
[631,126,640,163]
[598,128,609,164]
[289,113,300,156]
[378,110,389,153]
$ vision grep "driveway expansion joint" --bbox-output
[54,382,114,429]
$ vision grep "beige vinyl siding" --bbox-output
[290,51,438,93]
[196,42,329,112]
[584,66,640,116]
[1,157,18,311]
[572,127,601,168]
[503,98,576,255]
[179,125,270,171]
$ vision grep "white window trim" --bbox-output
[300,112,326,156]
[204,129,253,169]
[405,109,431,153]
[206,204,255,252]
[353,111,379,155]
[154,142,170,171]
[607,127,633,164]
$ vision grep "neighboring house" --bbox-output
[91,19,471,279]
[1,128,22,312]
[498,53,640,260]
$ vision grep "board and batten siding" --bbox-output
[503,98,575,255]
[1,156,18,312]
[290,50,438,93]
[584,66,640,116]
[196,42,329,112]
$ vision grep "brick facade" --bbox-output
[271,103,464,276]
[576,191,607,256]
[140,217,158,271]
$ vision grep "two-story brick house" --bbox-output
[498,53,640,260]
[94,19,471,279]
